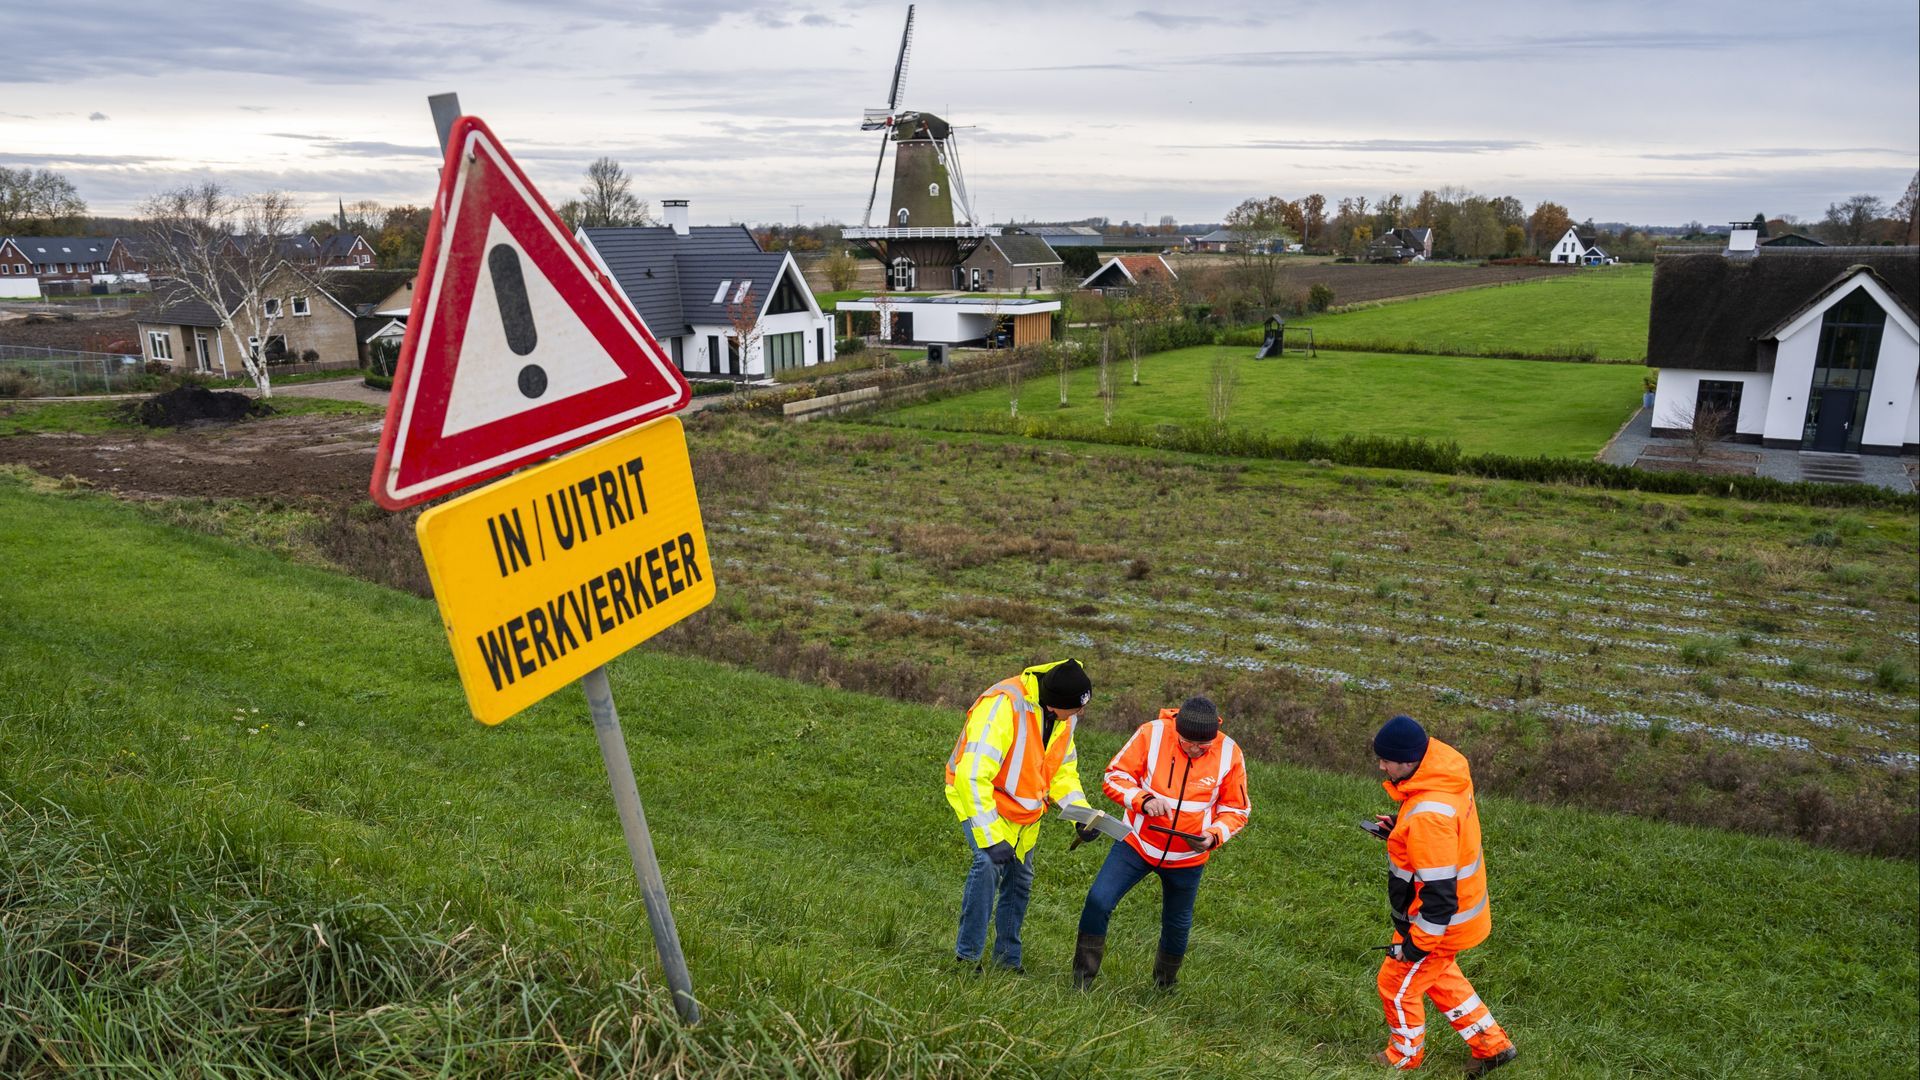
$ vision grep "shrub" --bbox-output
[836,336,866,355]
[1873,658,1915,693]
[1307,283,1335,312]
[0,370,39,398]
[299,348,321,363]
[1679,636,1732,667]
[363,374,393,391]
[689,380,735,397]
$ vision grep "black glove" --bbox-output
[1390,940,1429,964]
[986,841,1016,866]
[1075,823,1103,844]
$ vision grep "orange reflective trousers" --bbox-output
[1376,949,1513,1070]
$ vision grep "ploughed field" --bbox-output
[1,474,1914,1078]
[1289,263,1654,361]
[883,346,1647,458]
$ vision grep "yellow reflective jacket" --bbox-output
[944,659,1091,857]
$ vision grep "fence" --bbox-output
[0,346,150,396]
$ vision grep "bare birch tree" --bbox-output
[138,183,299,396]
[1098,329,1116,426]
[869,291,896,370]
[724,284,765,381]
[1208,352,1241,432]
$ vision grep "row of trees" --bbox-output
[1223,189,1571,261]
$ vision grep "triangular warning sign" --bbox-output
[371,115,689,509]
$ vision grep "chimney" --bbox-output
[1725,222,1759,257]
[663,199,689,236]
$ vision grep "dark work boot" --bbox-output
[1463,1046,1518,1076]
[1071,933,1106,990]
[1151,949,1184,990]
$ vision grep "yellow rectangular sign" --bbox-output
[415,415,714,725]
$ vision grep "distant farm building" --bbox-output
[1080,254,1178,294]
[957,232,1063,291]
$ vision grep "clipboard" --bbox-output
[1145,823,1210,844]
[1059,802,1133,841]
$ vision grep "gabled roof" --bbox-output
[306,268,415,316]
[138,272,247,328]
[7,236,116,266]
[986,233,1061,266]
[314,233,369,259]
[582,225,796,336]
[1646,248,1920,372]
[1759,232,1825,247]
[1080,253,1177,288]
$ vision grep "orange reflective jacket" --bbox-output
[1383,738,1491,954]
[1102,710,1250,868]
[944,660,1091,852]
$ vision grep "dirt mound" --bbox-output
[124,386,271,427]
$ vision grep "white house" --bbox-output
[1647,232,1919,456]
[1548,226,1613,266]
[579,200,833,380]
[833,294,1059,347]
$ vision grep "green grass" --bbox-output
[0,396,378,436]
[885,346,1645,457]
[1291,265,1652,360]
[0,477,1914,1076]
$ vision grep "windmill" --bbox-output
[843,4,990,290]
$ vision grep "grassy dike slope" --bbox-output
[1,479,1914,1078]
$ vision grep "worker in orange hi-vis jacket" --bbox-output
[1367,714,1517,1076]
[1071,696,1249,991]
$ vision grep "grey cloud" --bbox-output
[268,133,439,157]
[0,151,165,166]
[1180,138,1539,154]
[1638,147,1909,161]
[236,105,273,113]
[88,111,109,121]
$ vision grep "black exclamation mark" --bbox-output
[488,243,545,398]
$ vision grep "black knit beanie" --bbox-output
[1174,696,1219,741]
[1372,714,1429,763]
[1038,659,1092,710]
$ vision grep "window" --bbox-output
[928,182,940,197]
[0,265,8,275]
[670,336,684,370]
[263,297,283,318]
[707,334,720,374]
[897,207,909,226]
[1800,286,1887,451]
[712,280,732,304]
[290,296,310,316]
[14,264,25,274]
[732,280,752,304]
[357,253,370,266]
[251,335,289,362]
[147,330,173,361]
[764,331,804,373]
[764,271,808,315]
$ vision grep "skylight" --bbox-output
[712,279,731,304]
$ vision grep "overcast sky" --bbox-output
[7,0,1917,229]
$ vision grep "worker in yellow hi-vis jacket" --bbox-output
[944,658,1094,973]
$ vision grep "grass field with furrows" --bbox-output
[884,345,1649,459]
[1,478,1915,1077]
[1289,264,1653,361]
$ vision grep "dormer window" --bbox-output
[897,207,910,226]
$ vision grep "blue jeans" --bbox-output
[955,825,1034,967]
[1077,841,1205,957]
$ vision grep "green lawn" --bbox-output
[0,395,377,435]
[2,476,1915,1077]
[1291,264,1652,360]
[886,346,1646,457]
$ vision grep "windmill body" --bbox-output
[843,5,990,290]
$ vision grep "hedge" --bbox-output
[863,413,1918,510]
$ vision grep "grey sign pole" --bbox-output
[424,93,699,1026]
[582,665,700,1023]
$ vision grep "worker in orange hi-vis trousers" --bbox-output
[1366,714,1517,1077]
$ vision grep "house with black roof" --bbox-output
[1646,228,1919,455]
[135,267,414,375]
[957,232,1063,291]
[1547,226,1612,266]
[1366,227,1434,263]
[579,201,833,380]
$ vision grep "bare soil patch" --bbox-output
[0,412,381,501]
[0,310,141,353]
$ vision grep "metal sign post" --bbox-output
[419,93,700,1025]
[582,665,698,1022]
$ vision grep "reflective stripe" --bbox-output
[1001,688,1033,787]
[1458,852,1482,880]
[1388,859,1413,882]
[1405,800,1456,818]
[1414,865,1458,882]
[1128,833,1206,864]
[959,741,1004,765]
[1062,750,1077,764]
[1444,995,1483,1022]
[969,812,997,832]
[1392,1039,1421,1056]
[1413,894,1487,936]
[1143,720,1165,781]
[1459,1016,1498,1040]
[1391,1024,1425,1038]
[1006,793,1045,811]
[1388,956,1427,1046]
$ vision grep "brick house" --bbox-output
[1,236,141,292]
[135,266,415,376]
[226,233,377,269]
[957,232,1064,291]
[1079,253,1178,294]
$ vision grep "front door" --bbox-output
[194,333,212,373]
[1693,380,1740,437]
[1809,389,1856,452]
